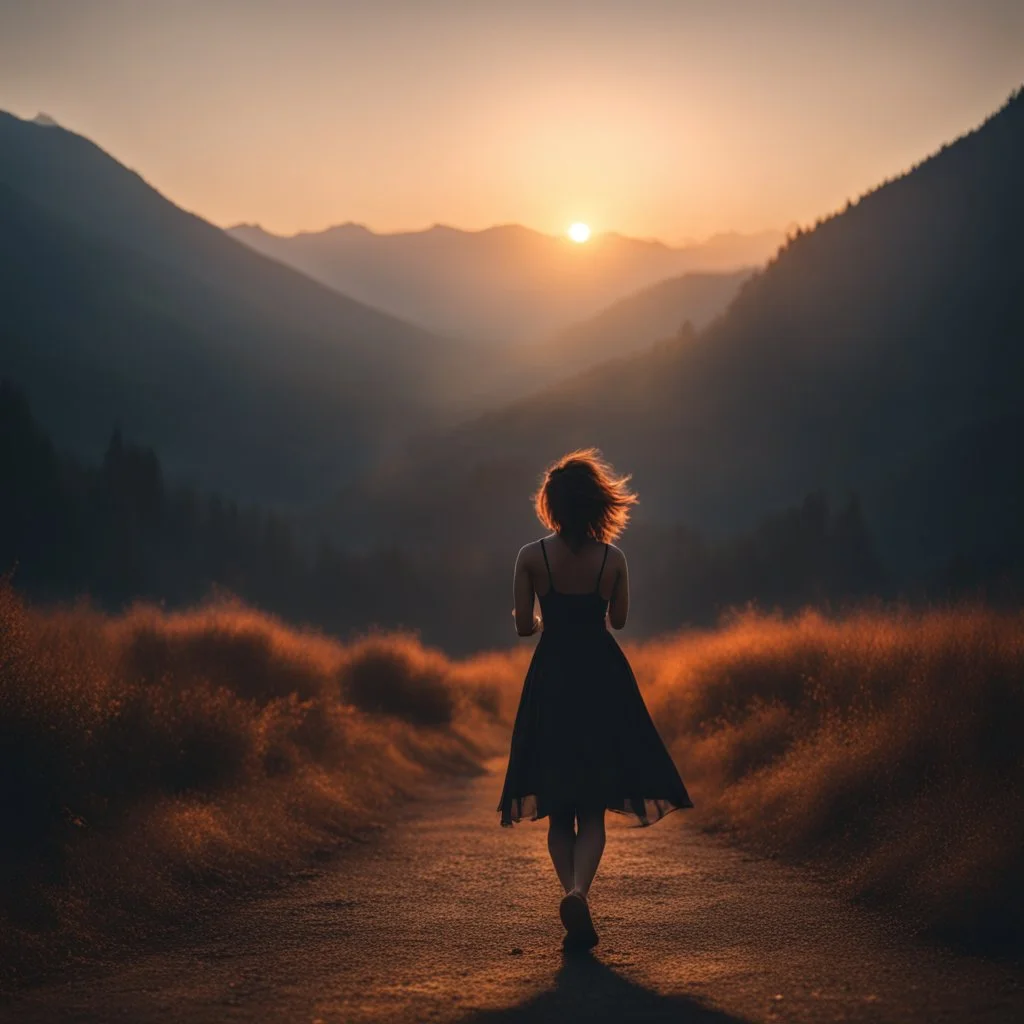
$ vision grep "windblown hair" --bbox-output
[534,449,638,546]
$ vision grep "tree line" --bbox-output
[1,380,905,652]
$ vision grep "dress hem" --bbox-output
[498,795,694,829]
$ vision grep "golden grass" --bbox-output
[0,583,511,985]
[627,607,1024,951]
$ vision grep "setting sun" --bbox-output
[568,222,591,243]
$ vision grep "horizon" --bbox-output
[6,93,1020,250]
[228,213,789,246]
[2,1,1022,242]
[11,105,790,247]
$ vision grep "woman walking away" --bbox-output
[497,449,692,949]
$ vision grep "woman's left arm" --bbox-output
[513,545,541,636]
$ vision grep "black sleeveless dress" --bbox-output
[498,540,693,827]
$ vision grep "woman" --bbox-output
[497,449,692,949]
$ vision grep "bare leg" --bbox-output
[547,807,576,893]
[572,807,606,897]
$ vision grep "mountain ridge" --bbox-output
[230,219,778,250]
[522,267,754,380]
[0,111,450,336]
[0,110,484,505]
[228,219,782,344]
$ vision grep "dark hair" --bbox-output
[534,449,637,546]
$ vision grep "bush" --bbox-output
[0,583,504,986]
[339,634,455,726]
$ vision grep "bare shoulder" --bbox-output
[515,538,548,570]
[606,543,628,570]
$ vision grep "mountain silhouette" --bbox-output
[228,221,781,345]
[0,111,480,505]
[343,90,1024,586]
[520,268,753,382]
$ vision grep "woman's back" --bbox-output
[517,533,628,635]
[536,535,612,595]
[535,537,610,635]
[536,532,614,598]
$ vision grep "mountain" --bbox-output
[0,111,481,505]
[520,268,753,383]
[343,90,1024,588]
[228,221,782,345]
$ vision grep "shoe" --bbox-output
[559,890,599,948]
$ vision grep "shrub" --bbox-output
[0,583,504,985]
[629,607,1024,951]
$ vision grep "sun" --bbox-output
[567,222,591,244]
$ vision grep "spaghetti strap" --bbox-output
[595,543,609,592]
[540,539,554,590]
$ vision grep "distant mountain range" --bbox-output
[5,86,1022,630]
[344,90,1024,593]
[228,221,781,345]
[0,111,483,505]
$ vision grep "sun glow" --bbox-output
[567,222,591,244]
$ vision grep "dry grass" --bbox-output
[3,585,1020,980]
[0,583,514,986]
[627,606,1024,952]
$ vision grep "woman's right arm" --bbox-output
[607,549,629,630]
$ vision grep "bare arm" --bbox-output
[607,550,629,630]
[513,545,541,636]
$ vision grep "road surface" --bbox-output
[5,760,1022,1023]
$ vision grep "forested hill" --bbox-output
[0,112,477,506]
[347,90,1024,587]
[0,380,885,651]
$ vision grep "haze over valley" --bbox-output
[229,221,780,345]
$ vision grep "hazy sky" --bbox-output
[1,1,1022,241]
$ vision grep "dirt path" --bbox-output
[5,760,1022,1023]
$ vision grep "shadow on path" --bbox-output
[459,949,751,1023]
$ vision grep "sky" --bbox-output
[1,0,1022,242]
